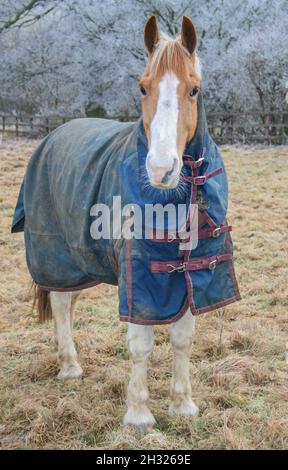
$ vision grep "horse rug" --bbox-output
[12,95,241,324]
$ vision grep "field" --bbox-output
[0,138,287,450]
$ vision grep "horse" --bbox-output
[12,16,240,430]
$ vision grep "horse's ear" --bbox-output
[181,16,197,55]
[144,16,160,54]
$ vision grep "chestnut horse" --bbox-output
[37,16,201,429]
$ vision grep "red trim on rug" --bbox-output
[36,279,103,292]
[125,238,133,316]
[182,161,198,311]
[119,298,190,325]
[108,252,118,276]
[184,269,196,313]
[194,294,241,315]
[119,293,241,325]
[225,233,241,301]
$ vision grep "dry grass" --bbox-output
[0,138,287,450]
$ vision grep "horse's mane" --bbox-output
[148,33,201,78]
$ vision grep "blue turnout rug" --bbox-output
[12,95,240,324]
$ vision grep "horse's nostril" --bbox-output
[161,171,172,185]
[161,158,178,184]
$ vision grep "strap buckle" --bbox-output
[193,175,206,185]
[194,157,204,168]
[212,227,221,238]
[209,259,217,270]
[167,262,186,273]
[167,233,176,242]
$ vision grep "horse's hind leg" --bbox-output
[50,291,83,380]
[169,310,199,416]
[124,323,155,429]
[53,291,80,346]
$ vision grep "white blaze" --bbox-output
[148,72,179,168]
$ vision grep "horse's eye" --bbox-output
[189,87,199,97]
[140,86,147,96]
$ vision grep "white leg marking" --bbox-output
[53,291,80,347]
[70,291,81,329]
[124,323,155,428]
[169,310,199,416]
[51,291,83,380]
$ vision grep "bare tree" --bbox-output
[0,1,59,34]
[0,0,287,118]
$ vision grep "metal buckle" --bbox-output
[167,262,186,273]
[183,156,204,169]
[193,175,206,185]
[212,227,221,238]
[167,233,176,242]
[209,259,217,270]
[194,157,204,168]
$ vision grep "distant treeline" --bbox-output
[0,1,287,120]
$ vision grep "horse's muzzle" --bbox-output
[146,154,180,189]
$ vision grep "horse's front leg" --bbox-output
[50,291,83,380]
[169,310,199,416]
[124,323,155,429]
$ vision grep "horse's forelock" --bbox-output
[148,33,201,79]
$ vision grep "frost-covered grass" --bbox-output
[0,138,287,450]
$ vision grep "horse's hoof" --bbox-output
[168,399,199,417]
[57,363,83,380]
[123,405,156,431]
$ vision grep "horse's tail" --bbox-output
[32,282,52,323]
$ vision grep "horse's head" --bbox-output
[140,16,201,189]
